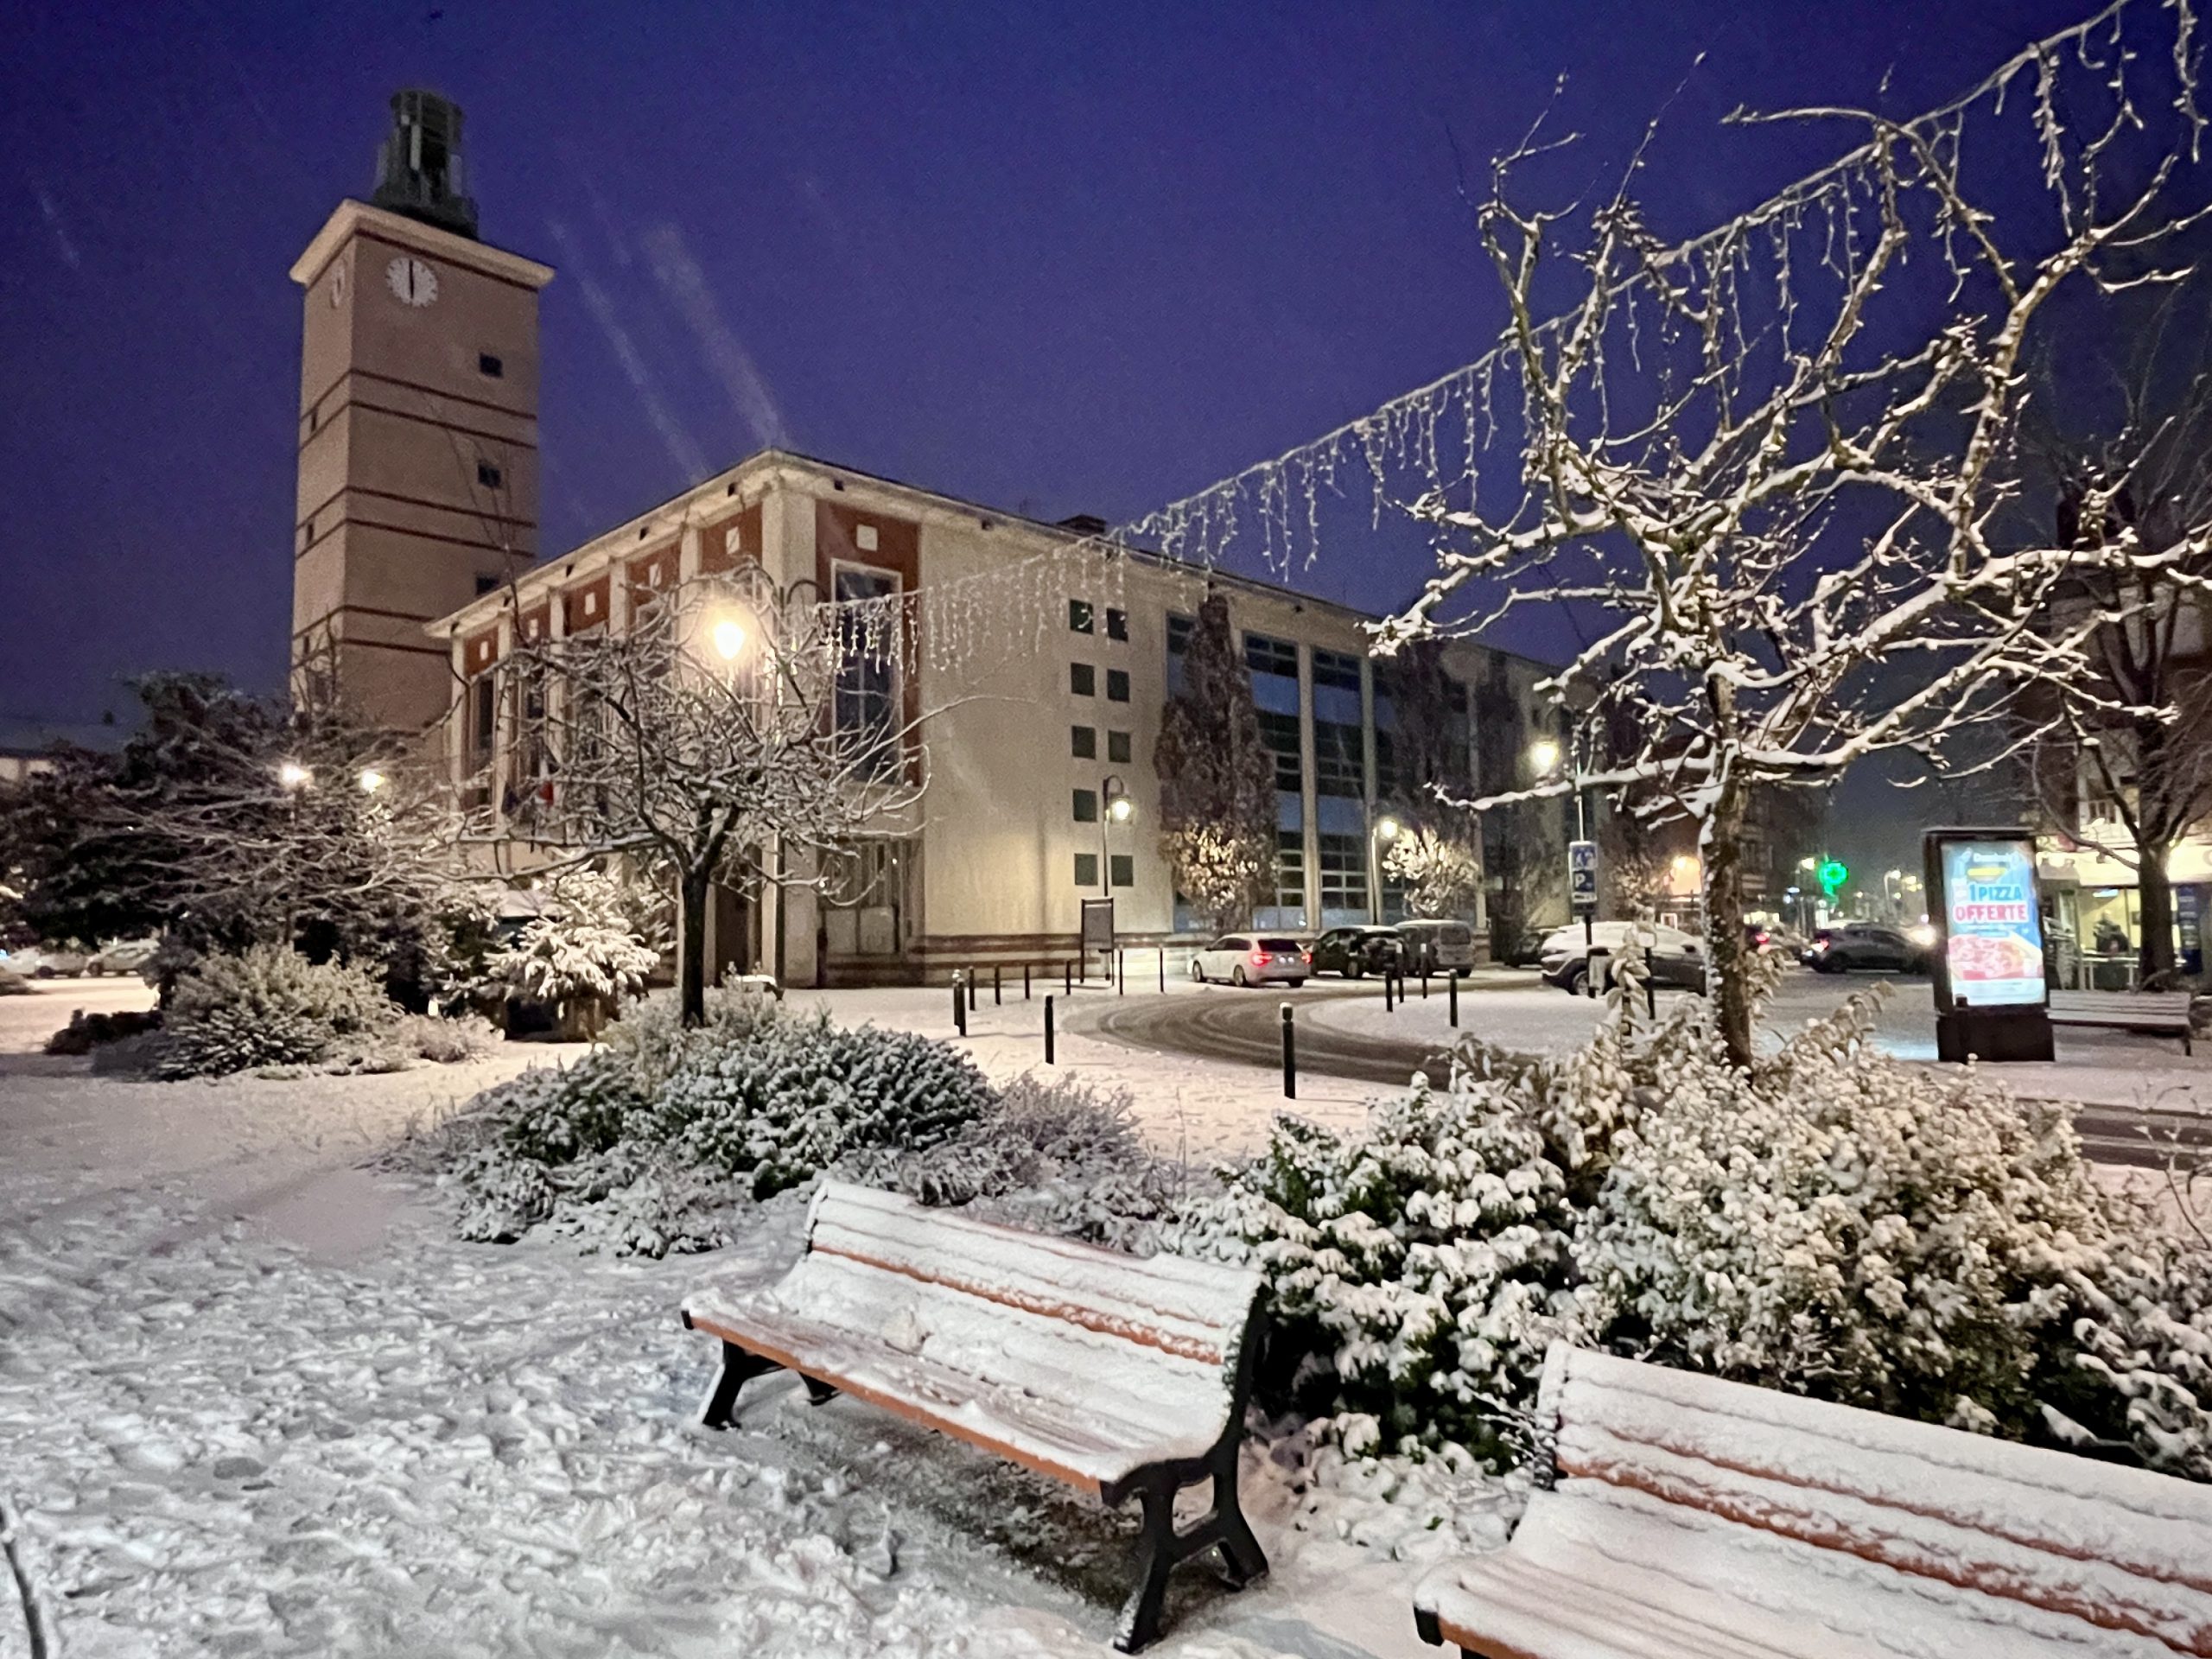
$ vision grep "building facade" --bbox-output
[423,451,1562,986]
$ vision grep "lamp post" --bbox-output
[1099,774,1133,896]
[1369,813,1401,923]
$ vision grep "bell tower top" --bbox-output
[371,88,479,241]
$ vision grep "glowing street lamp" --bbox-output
[709,614,748,662]
[277,761,312,791]
[1098,774,1134,895]
[357,767,386,794]
[1376,815,1402,842]
[1528,738,1561,776]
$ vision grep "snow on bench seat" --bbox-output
[680,1181,1270,1651]
[1415,1342,2212,1659]
[2047,990,2195,1052]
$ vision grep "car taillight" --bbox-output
[1250,951,1268,966]
[1300,950,1313,963]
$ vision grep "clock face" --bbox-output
[385,256,439,308]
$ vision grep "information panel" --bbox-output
[1936,836,2047,1007]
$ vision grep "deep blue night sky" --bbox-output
[2,0,2094,750]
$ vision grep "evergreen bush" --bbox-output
[152,944,395,1078]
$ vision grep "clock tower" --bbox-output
[289,91,555,732]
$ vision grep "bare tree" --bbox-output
[2030,282,2212,981]
[1383,6,2212,1063]
[1154,592,1278,930]
[510,567,931,1024]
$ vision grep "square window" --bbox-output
[1074,852,1099,887]
[1070,663,1096,696]
[1106,668,1130,702]
[1106,607,1128,641]
[1072,788,1099,823]
[1071,725,1097,760]
[1107,729,1131,763]
[476,460,503,489]
[856,523,879,551]
[1110,854,1135,888]
[479,352,504,378]
[1069,599,1095,633]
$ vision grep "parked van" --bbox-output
[1395,918,1478,976]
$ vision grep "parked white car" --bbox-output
[1395,918,1479,976]
[87,937,161,976]
[0,946,90,979]
[1189,934,1310,988]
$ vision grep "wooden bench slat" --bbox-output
[1421,1553,1808,1659]
[1415,1343,2212,1659]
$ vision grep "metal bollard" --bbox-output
[1281,1002,1296,1099]
[1024,962,1032,1001]
[1384,974,1395,1014]
[1117,948,1125,995]
[968,969,977,1012]
[953,972,967,1037]
[1159,947,1166,993]
[1045,995,1055,1065]
[994,964,1002,1005]
[1646,969,1657,1020]
[1422,973,1430,999]
[1449,971,1459,1028]
[1065,961,1073,996]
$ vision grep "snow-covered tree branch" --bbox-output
[1382,0,2212,1062]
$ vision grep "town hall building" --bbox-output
[290,93,1564,986]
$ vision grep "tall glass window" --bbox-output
[834,567,899,775]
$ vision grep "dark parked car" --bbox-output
[1802,924,1927,975]
[1309,925,1403,978]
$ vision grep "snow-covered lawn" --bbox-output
[0,982,1499,1658]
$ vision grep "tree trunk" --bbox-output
[1704,777,1755,1069]
[679,866,712,1027]
[2138,840,2178,984]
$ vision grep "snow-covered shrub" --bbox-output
[1578,992,2115,1439]
[482,869,661,1035]
[152,944,396,1078]
[645,1009,992,1198]
[2067,1180,2212,1481]
[396,1011,499,1065]
[603,984,783,1095]
[0,966,29,995]
[1186,1065,1592,1461]
[847,1072,1198,1249]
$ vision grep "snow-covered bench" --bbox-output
[2047,988,2195,1054]
[680,1181,1269,1652]
[1414,1342,2212,1659]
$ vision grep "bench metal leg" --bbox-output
[1112,1456,1270,1653]
[802,1376,842,1406]
[699,1341,780,1429]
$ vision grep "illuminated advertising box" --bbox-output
[1932,833,2047,1010]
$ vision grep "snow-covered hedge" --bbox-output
[438,994,995,1253]
[1191,982,2212,1481]
[153,944,397,1078]
[480,869,661,1035]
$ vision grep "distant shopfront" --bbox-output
[2037,839,2212,986]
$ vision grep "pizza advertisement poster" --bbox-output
[1938,838,2046,1007]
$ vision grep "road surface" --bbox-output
[1077,979,2212,1170]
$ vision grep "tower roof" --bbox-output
[370,88,479,240]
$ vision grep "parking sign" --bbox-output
[1568,840,1598,914]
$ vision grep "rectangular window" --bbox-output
[1069,599,1095,634]
[1319,832,1370,913]
[476,460,503,489]
[1312,648,1363,692]
[1245,632,1299,678]
[1106,668,1130,702]
[1073,788,1099,823]
[1275,830,1307,912]
[478,352,505,378]
[1314,720,1364,798]
[1071,725,1097,760]
[1107,729,1132,764]
[1074,852,1099,887]
[1167,613,1194,655]
[1106,607,1128,641]
[1256,709,1302,792]
[1110,854,1135,888]
[1071,663,1096,696]
[834,566,899,775]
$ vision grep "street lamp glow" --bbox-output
[1528,739,1560,775]
[1109,796,1134,823]
[1672,853,1700,880]
[1376,816,1401,842]
[709,615,748,662]
[357,767,386,794]
[277,761,312,790]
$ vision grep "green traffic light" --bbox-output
[1818,859,1848,893]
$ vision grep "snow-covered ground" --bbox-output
[0,979,1502,1658]
[1301,970,2212,1113]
